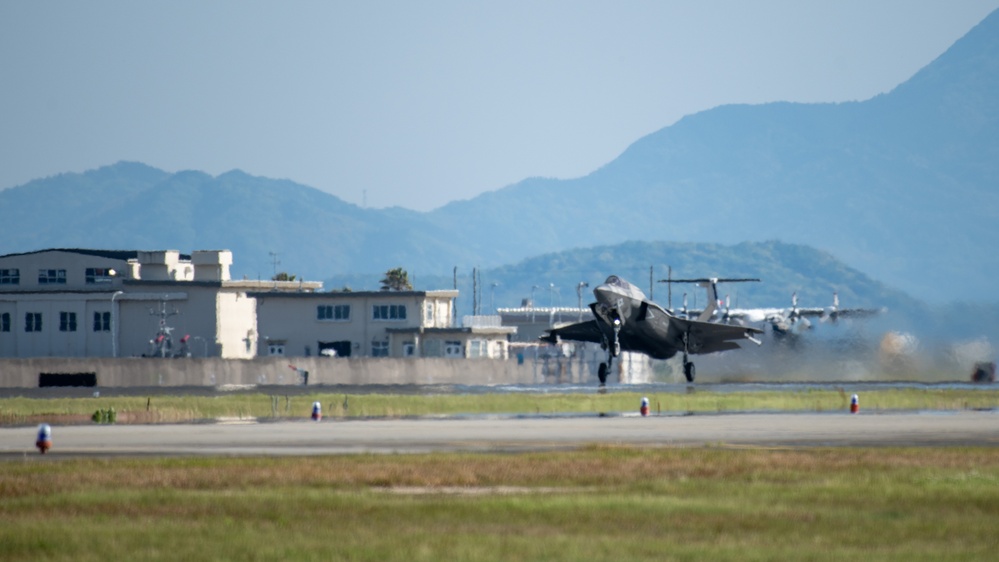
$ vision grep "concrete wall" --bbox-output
[0,357,541,388]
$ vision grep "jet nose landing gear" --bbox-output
[598,317,623,386]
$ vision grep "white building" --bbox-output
[0,249,316,358]
[0,248,513,360]
[251,291,515,359]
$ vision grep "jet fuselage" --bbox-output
[592,275,682,360]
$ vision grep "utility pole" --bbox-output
[649,265,654,301]
[473,267,478,316]
[667,266,672,310]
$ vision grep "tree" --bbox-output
[272,272,297,281]
[380,267,412,291]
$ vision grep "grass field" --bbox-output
[1,387,998,425]
[2,447,998,561]
[2,388,997,560]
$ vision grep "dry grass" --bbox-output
[3,446,998,495]
[2,448,999,561]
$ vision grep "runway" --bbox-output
[3,410,999,458]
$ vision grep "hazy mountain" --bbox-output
[1,9,997,305]
[426,9,999,302]
[0,163,477,280]
[329,238,921,315]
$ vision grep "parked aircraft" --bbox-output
[541,275,763,384]
[716,292,884,338]
[668,282,884,339]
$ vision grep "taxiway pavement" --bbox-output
[2,410,999,459]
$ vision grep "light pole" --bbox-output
[110,291,124,358]
[576,282,589,321]
[193,336,208,357]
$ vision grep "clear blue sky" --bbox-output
[2,1,997,211]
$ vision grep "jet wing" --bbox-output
[794,307,827,318]
[722,308,783,323]
[540,320,604,345]
[827,307,885,320]
[670,316,763,355]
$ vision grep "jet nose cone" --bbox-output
[593,283,615,302]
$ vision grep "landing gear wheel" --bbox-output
[683,361,695,383]
[598,363,608,385]
[612,339,620,358]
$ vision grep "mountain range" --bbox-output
[2,9,997,311]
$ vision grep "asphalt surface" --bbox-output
[3,410,998,459]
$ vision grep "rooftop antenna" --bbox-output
[268,252,280,279]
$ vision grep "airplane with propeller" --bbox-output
[673,289,885,338]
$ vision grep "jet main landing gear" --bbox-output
[681,330,696,383]
[683,358,695,383]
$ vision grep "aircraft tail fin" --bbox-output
[659,277,760,322]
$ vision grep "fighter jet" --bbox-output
[540,275,763,384]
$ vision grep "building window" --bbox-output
[319,341,351,357]
[372,304,407,321]
[268,344,285,356]
[0,312,10,332]
[371,340,389,357]
[469,340,486,358]
[444,340,463,358]
[93,311,111,332]
[0,269,19,285]
[402,342,416,356]
[38,269,67,285]
[25,312,42,332]
[317,304,350,321]
[425,303,434,323]
[59,312,77,332]
[85,268,115,284]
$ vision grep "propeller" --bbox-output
[768,291,812,334]
[719,294,737,325]
[824,292,841,323]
